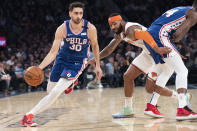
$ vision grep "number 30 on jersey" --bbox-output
[69,44,82,51]
[66,37,87,52]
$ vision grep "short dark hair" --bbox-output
[69,2,85,11]
[109,13,121,18]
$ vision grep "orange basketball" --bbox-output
[24,66,44,86]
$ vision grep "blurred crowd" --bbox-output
[0,0,197,96]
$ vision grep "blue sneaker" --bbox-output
[112,107,134,118]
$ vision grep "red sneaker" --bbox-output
[176,106,197,120]
[64,79,78,94]
[144,103,164,118]
[21,114,38,127]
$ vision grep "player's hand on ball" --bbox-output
[24,66,44,86]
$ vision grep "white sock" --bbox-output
[27,78,74,115]
[149,92,160,106]
[171,90,178,99]
[178,93,187,108]
[125,97,133,108]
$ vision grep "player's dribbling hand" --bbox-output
[95,66,103,80]
[87,59,95,65]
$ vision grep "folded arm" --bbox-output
[172,9,197,43]
[126,26,171,56]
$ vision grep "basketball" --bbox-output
[24,66,44,86]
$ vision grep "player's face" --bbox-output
[109,20,123,34]
[69,8,83,24]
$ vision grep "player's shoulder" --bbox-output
[126,22,142,27]
[57,22,65,30]
[54,22,66,38]
[87,21,96,31]
[186,7,197,20]
[125,22,147,32]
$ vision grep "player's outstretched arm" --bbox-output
[126,26,171,56]
[172,10,197,43]
[88,34,122,64]
[88,23,103,80]
[38,23,65,70]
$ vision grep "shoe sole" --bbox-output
[144,111,164,118]
[21,123,38,127]
[176,115,197,121]
[112,114,134,118]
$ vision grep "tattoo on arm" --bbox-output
[100,38,121,59]
[126,25,142,40]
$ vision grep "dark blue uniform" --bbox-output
[144,6,192,64]
[50,19,90,82]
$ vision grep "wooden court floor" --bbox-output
[0,87,197,131]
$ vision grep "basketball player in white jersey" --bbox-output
[21,2,102,127]
[88,13,184,118]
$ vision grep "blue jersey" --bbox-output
[151,6,192,27]
[145,6,192,64]
[50,19,90,82]
[55,19,90,65]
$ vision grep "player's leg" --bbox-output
[146,79,173,97]
[47,80,57,94]
[146,63,176,97]
[124,65,142,105]
[64,79,79,94]
[21,78,75,127]
[112,51,150,118]
[164,54,197,120]
[21,64,76,127]
[144,64,175,118]
[112,64,142,118]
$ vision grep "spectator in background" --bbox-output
[113,61,121,87]
[125,45,136,60]
[100,60,107,87]
[15,63,24,78]
[4,64,18,92]
[0,62,11,95]
[118,57,129,86]
[14,62,26,91]
[82,65,96,89]
[6,55,15,66]
[106,56,115,87]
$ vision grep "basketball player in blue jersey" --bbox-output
[143,0,197,120]
[88,14,183,118]
[21,2,103,127]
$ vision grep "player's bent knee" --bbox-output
[146,86,154,94]
[179,66,188,75]
[123,72,134,81]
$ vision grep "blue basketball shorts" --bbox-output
[50,62,87,82]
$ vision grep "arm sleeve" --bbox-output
[134,30,157,48]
